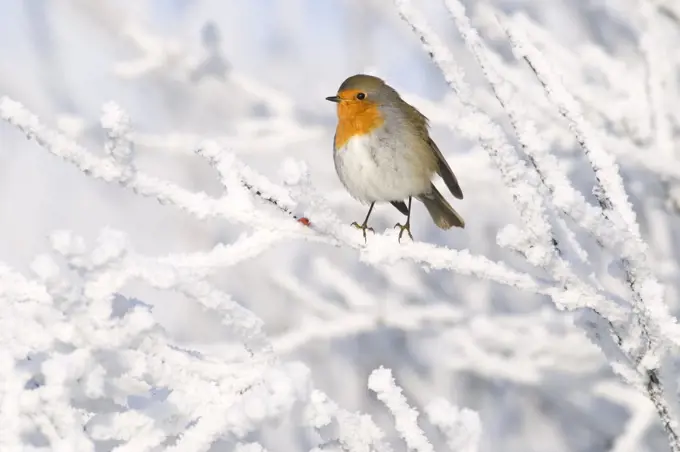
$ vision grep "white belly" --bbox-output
[334,133,433,203]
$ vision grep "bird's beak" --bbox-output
[325,95,340,103]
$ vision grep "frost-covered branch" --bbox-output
[0,96,310,234]
[395,0,624,322]
[499,17,680,449]
[368,367,480,452]
[4,225,480,451]
[0,96,579,302]
[368,367,434,452]
[395,0,680,450]
[0,229,301,450]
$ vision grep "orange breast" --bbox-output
[334,100,385,150]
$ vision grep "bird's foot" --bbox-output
[394,222,413,243]
[351,221,374,242]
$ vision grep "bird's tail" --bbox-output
[417,184,465,229]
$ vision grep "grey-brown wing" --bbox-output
[428,137,463,199]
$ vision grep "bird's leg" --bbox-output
[351,202,376,242]
[394,196,413,242]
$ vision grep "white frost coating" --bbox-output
[0,97,300,233]
[100,101,128,131]
[393,0,554,279]
[638,1,674,160]
[426,398,481,452]
[504,25,638,234]
[0,226,314,451]
[234,443,268,452]
[361,237,548,293]
[497,17,680,358]
[101,101,135,173]
[304,390,337,428]
[197,140,297,212]
[394,1,680,450]
[368,367,434,452]
[388,0,629,325]
[333,411,392,452]
[304,389,394,452]
[432,0,628,320]
[279,157,310,187]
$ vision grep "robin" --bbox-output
[326,74,464,241]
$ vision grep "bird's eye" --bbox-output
[356,92,366,100]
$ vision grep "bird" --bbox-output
[326,74,464,241]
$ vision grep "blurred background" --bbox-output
[2,1,679,451]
